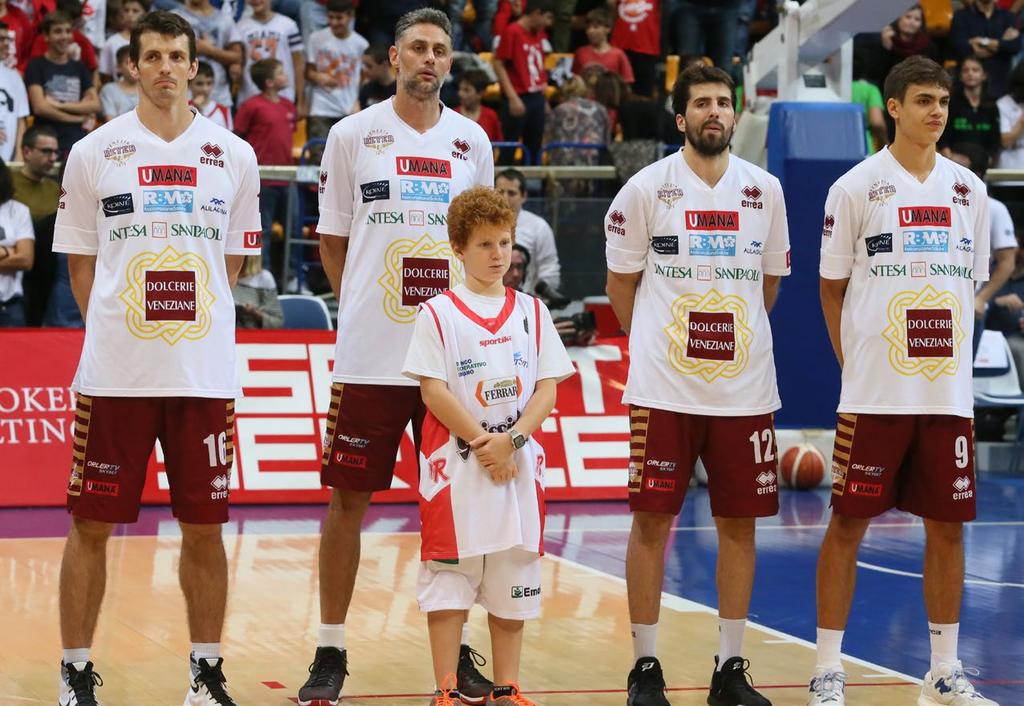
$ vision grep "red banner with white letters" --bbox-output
[0,329,632,506]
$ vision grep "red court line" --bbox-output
[271,679,1024,699]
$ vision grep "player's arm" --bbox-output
[319,235,348,299]
[68,254,97,321]
[225,254,244,287]
[606,270,641,335]
[0,238,33,271]
[28,84,83,122]
[820,277,849,369]
[763,275,781,312]
[420,377,493,448]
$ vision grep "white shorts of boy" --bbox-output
[417,548,542,620]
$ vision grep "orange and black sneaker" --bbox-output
[430,673,461,706]
[489,683,537,706]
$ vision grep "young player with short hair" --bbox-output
[54,10,262,706]
[606,64,791,706]
[809,54,997,706]
[403,185,574,706]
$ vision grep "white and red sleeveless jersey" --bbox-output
[402,285,574,561]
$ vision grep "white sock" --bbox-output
[815,628,844,672]
[631,623,657,661]
[717,618,746,668]
[929,622,959,672]
[319,623,345,650]
[461,622,470,646]
[63,648,90,669]
[191,643,220,663]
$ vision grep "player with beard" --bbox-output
[298,8,495,706]
[605,65,791,706]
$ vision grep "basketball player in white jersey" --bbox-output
[54,11,262,706]
[808,56,997,706]
[298,9,495,706]
[606,65,790,706]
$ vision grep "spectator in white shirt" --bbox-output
[495,167,561,297]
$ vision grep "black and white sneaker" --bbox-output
[297,646,348,706]
[456,644,493,705]
[58,661,102,706]
[184,655,238,706]
[626,656,670,706]
[707,656,772,706]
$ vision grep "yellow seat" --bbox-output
[921,0,952,38]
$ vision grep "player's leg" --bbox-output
[624,406,695,706]
[418,557,481,705]
[702,414,779,706]
[478,549,541,705]
[161,398,237,706]
[300,383,421,705]
[906,417,996,705]
[59,395,159,706]
[809,413,910,706]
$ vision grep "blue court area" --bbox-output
[5,476,1022,703]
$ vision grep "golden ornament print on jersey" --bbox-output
[378,233,464,324]
[118,246,215,344]
[665,288,753,382]
[882,284,964,380]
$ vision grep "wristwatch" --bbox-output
[508,429,528,450]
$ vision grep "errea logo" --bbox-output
[756,470,777,495]
[953,475,973,500]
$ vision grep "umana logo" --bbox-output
[685,210,739,231]
[138,165,197,186]
[898,206,951,227]
[395,156,452,178]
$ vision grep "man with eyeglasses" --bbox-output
[12,125,61,222]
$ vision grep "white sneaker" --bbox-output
[918,661,999,705]
[58,661,102,706]
[183,655,238,706]
[807,670,846,705]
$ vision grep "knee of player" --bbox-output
[923,518,964,545]
[827,513,871,544]
[329,488,373,517]
[714,516,756,543]
[631,511,675,543]
[70,516,115,544]
[178,521,224,542]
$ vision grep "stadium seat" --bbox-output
[921,0,953,38]
[974,330,1024,471]
[279,295,333,330]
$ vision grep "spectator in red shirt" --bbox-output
[0,0,32,71]
[491,0,521,46]
[492,0,554,164]
[573,8,634,85]
[455,68,503,142]
[612,0,660,97]
[235,57,296,274]
[25,0,97,73]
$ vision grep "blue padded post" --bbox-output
[767,102,865,428]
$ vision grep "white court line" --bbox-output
[857,561,1024,589]
[545,552,922,685]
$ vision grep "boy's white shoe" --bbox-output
[807,670,845,705]
[918,661,999,705]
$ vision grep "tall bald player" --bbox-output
[606,65,790,706]
[297,8,495,706]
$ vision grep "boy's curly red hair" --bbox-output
[447,186,517,250]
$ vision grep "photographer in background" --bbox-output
[233,255,284,328]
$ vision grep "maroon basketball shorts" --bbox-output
[627,406,780,517]
[66,395,235,524]
[320,382,425,492]
[830,413,977,521]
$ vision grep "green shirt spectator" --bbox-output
[852,79,886,154]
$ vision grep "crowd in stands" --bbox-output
[11,0,1024,331]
